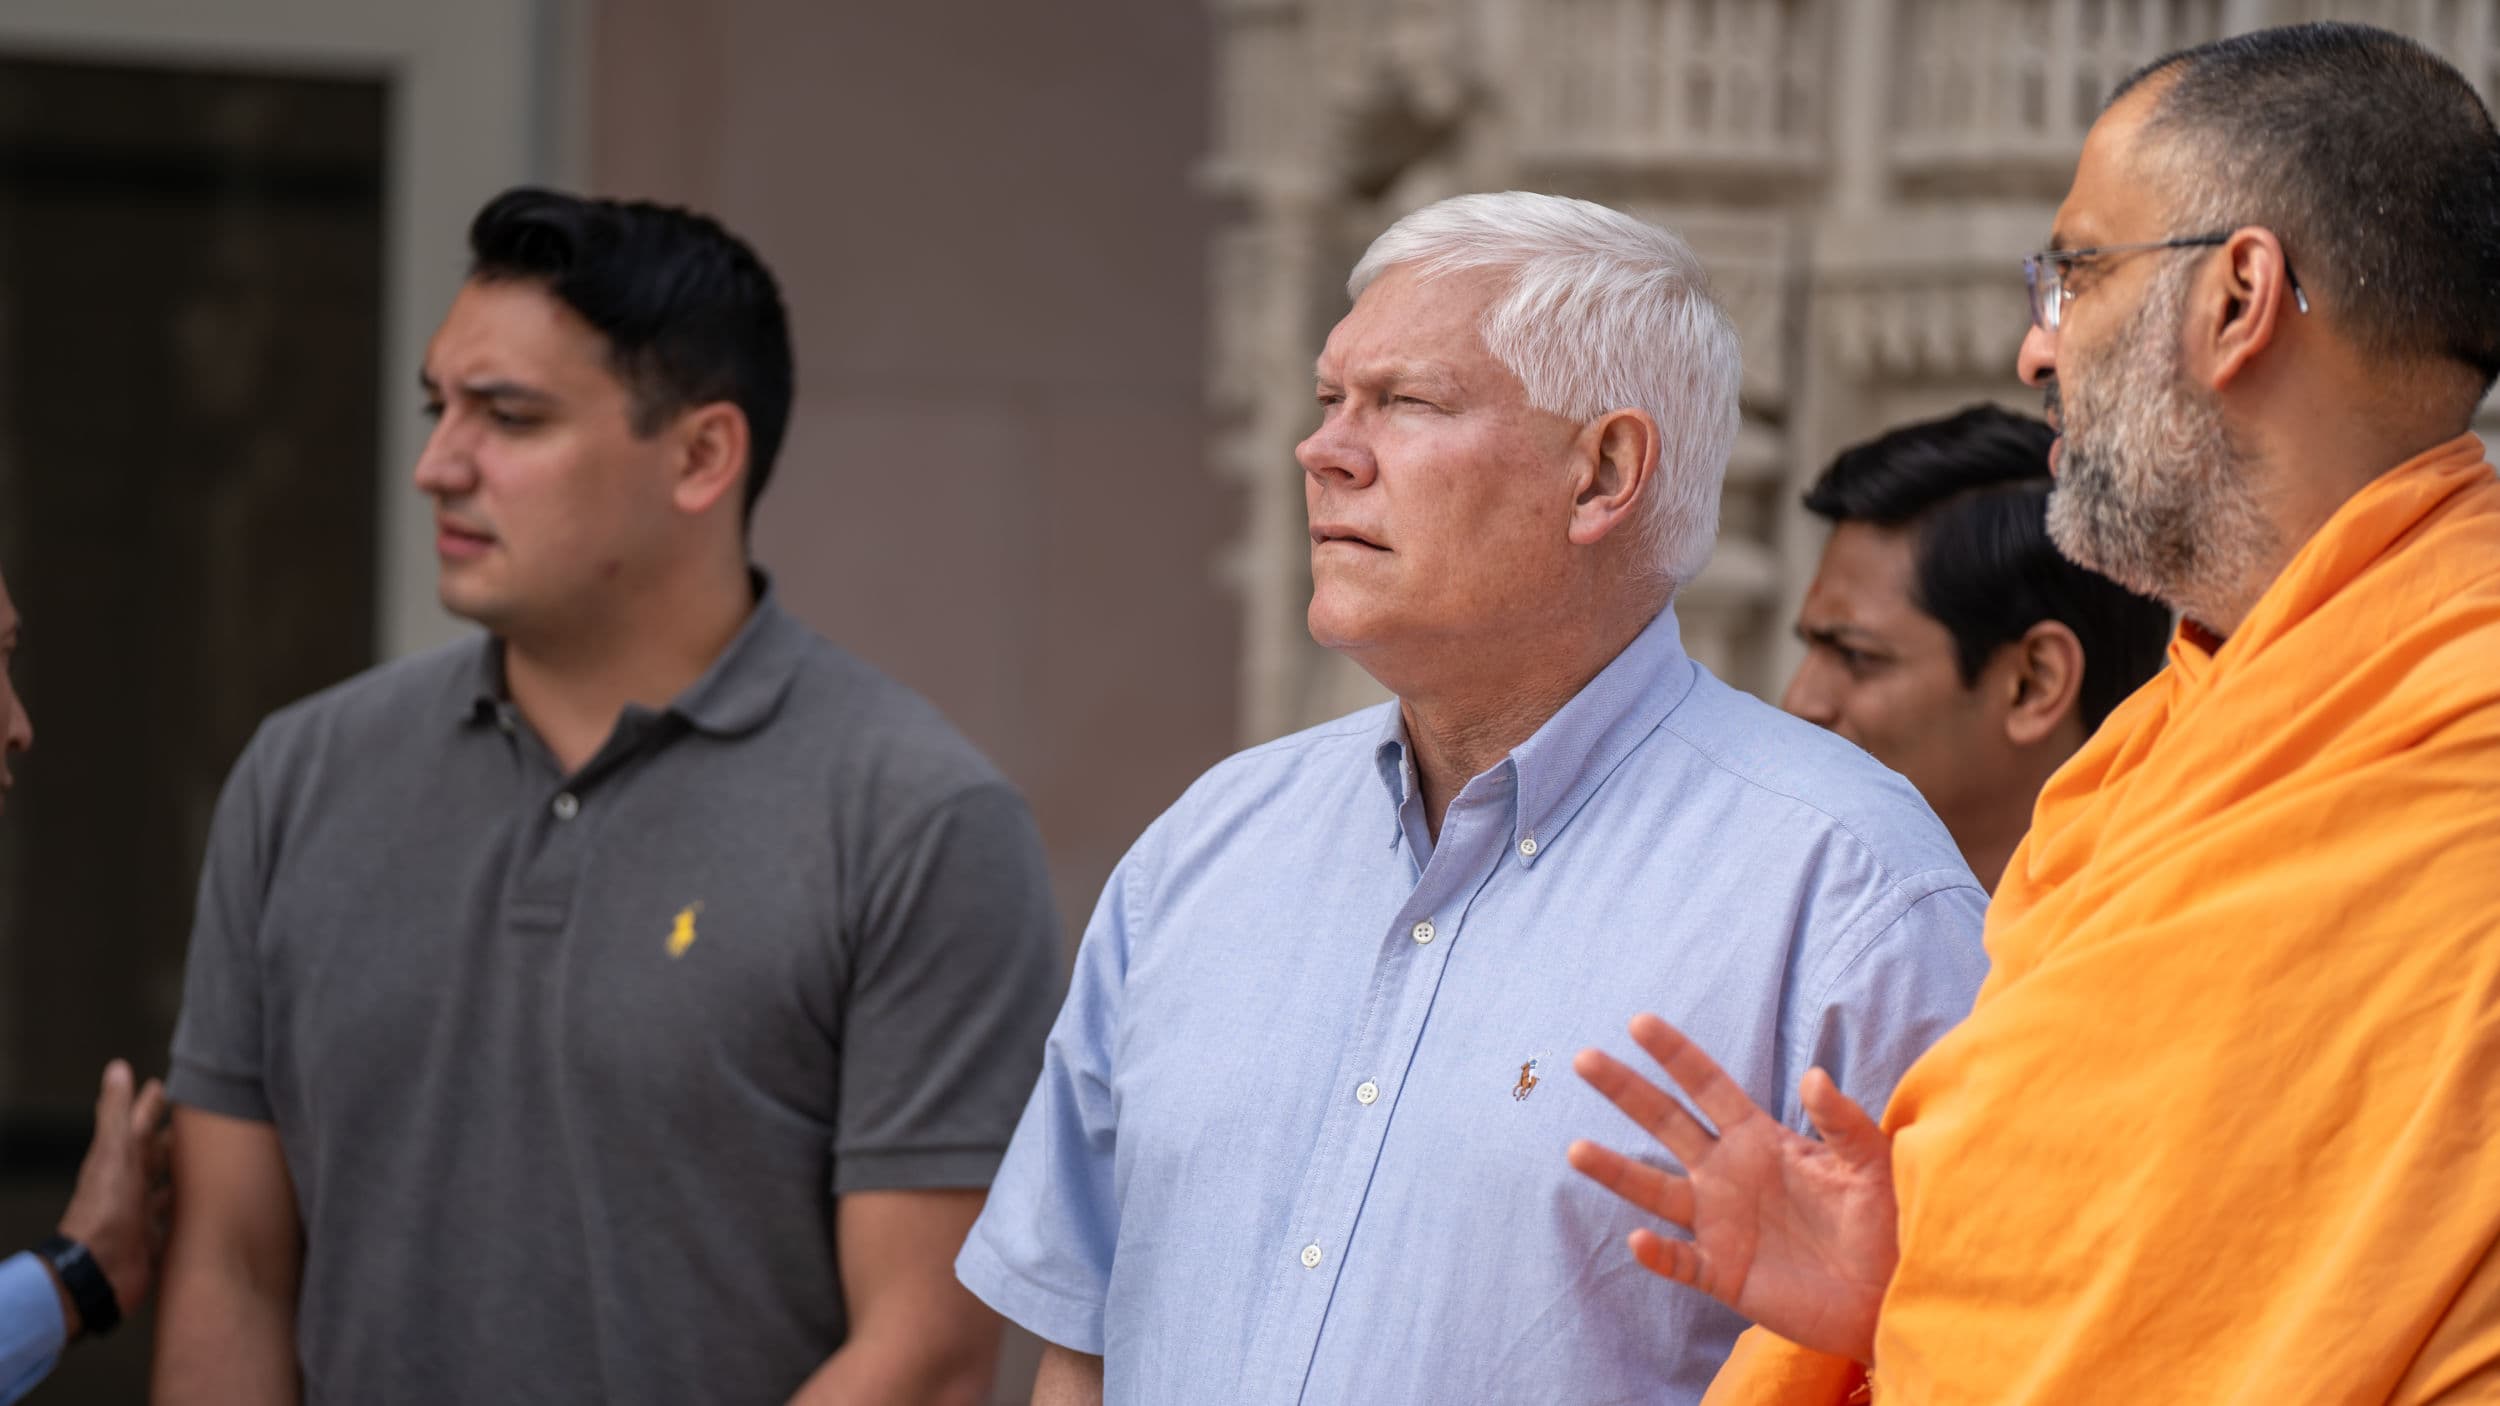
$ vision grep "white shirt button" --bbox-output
[1355,1080,1379,1106]
[1519,836,1539,858]
[552,793,580,821]
[1300,1243,1323,1269]
[1411,919,1435,945]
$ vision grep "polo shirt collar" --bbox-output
[668,577,809,735]
[1371,603,1695,866]
[460,570,807,737]
[462,636,507,728]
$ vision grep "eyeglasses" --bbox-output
[2022,232,2309,332]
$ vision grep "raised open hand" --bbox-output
[57,1059,172,1330]
[1567,1014,1897,1363]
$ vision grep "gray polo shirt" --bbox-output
[168,587,1061,1405]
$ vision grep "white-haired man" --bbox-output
[956,192,1990,1406]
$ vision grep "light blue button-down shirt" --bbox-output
[959,606,1989,1405]
[0,1251,65,1403]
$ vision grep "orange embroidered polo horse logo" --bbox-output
[1513,1058,1540,1101]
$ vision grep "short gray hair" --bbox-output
[1348,191,1742,585]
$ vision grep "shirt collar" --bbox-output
[1372,722,1426,859]
[1370,603,1697,867]
[461,636,507,728]
[461,570,806,737]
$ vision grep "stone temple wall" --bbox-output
[1206,0,2500,739]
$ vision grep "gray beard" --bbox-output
[2046,261,2275,632]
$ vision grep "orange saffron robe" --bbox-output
[1708,436,2500,1404]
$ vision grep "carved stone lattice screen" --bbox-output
[1205,0,2500,742]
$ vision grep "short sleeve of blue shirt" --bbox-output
[955,834,1145,1354]
[1784,883,1990,1132]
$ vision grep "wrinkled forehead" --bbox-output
[426,277,599,378]
[1316,262,1505,375]
[2054,80,2178,249]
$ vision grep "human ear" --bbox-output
[2004,619,2085,747]
[1568,408,1661,547]
[2199,227,2295,393]
[671,402,750,517]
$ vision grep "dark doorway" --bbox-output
[0,52,385,1396]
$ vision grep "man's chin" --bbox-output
[1305,587,1393,655]
[436,580,510,633]
[1305,607,1365,654]
[2043,471,2118,569]
[2045,481,2171,604]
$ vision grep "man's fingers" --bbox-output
[1799,1067,1888,1169]
[1628,1226,1706,1289]
[131,1078,167,1143]
[1566,1140,1696,1227]
[1627,1014,1762,1133]
[93,1060,133,1143]
[1574,1048,1718,1166]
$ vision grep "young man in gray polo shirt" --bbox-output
[153,189,1060,1405]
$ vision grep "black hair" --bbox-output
[467,186,795,525]
[2112,22,2500,402]
[1802,405,2172,731]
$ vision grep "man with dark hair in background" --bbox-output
[1570,22,2500,1404]
[153,188,1060,1405]
[1782,404,2170,890]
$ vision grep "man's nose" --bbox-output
[2018,324,2058,389]
[412,418,476,498]
[1295,417,1376,489]
[1781,658,1839,727]
[5,696,31,758]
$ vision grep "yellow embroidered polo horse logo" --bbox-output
[666,903,703,959]
[1513,1058,1540,1101]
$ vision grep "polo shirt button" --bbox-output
[552,793,580,821]
[1411,919,1435,945]
[1355,1080,1379,1106]
[1300,1243,1323,1269]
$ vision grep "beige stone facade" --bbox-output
[1207,0,2500,738]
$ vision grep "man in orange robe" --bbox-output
[1568,22,2500,1403]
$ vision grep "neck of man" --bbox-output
[503,548,756,775]
[1396,586,1666,841]
[1956,794,2040,898]
[1951,716,2086,896]
[1958,831,2018,898]
[2188,366,2471,640]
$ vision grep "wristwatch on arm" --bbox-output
[33,1234,119,1338]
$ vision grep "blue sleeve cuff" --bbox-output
[0,1250,67,1403]
[955,1227,1106,1355]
